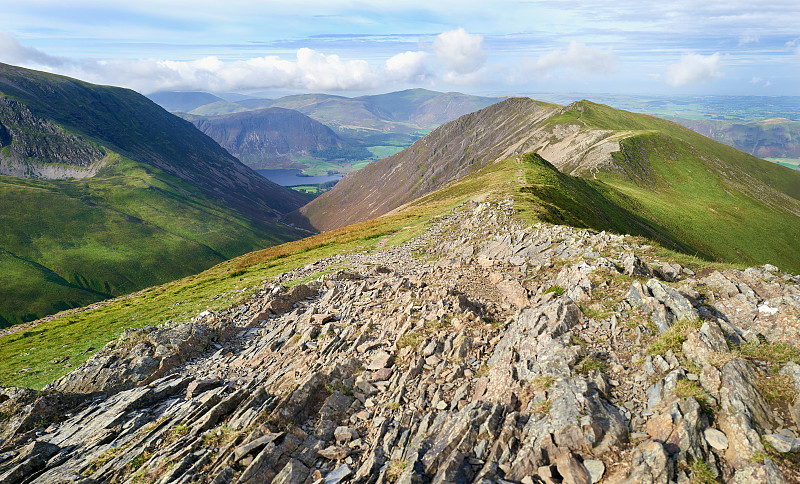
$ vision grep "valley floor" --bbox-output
[1,201,800,483]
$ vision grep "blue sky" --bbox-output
[1,0,799,96]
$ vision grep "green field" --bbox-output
[0,154,303,326]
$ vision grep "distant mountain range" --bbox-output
[145,91,225,113]
[149,89,502,174]
[0,63,308,326]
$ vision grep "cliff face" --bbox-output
[2,201,798,483]
[0,98,107,178]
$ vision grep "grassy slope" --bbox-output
[0,63,308,216]
[0,154,303,326]
[664,116,800,162]
[545,101,800,272]
[0,152,743,389]
[0,63,310,325]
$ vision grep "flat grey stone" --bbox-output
[325,464,352,484]
[584,459,605,483]
[764,433,800,453]
[704,428,729,450]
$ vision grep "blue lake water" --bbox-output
[256,169,341,187]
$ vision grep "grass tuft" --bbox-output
[386,459,409,482]
[647,319,702,355]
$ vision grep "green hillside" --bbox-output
[0,148,750,389]
[0,154,305,326]
[301,98,800,273]
[3,95,800,387]
[0,63,309,326]
[664,116,800,168]
[542,101,800,271]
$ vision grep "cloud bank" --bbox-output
[0,29,491,93]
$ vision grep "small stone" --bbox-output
[367,352,393,370]
[324,464,353,484]
[583,459,605,484]
[764,433,800,453]
[704,428,729,450]
[436,400,448,410]
[334,426,357,443]
[372,368,392,381]
[318,445,349,460]
[555,452,591,484]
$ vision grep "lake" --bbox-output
[255,169,342,187]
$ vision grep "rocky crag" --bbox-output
[2,201,800,483]
[0,97,108,178]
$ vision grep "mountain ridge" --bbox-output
[1,199,799,483]
[297,97,800,273]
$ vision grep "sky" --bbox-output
[1,0,799,97]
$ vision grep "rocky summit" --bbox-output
[2,201,800,483]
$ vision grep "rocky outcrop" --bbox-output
[1,201,798,483]
[0,97,107,178]
[699,266,800,345]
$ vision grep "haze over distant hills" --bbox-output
[665,117,800,170]
[145,91,225,113]
[0,63,308,326]
[150,89,502,174]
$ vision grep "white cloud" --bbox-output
[432,28,486,75]
[530,40,618,75]
[83,51,376,92]
[665,53,723,87]
[385,50,431,82]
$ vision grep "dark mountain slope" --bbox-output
[295,98,560,231]
[0,63,306,216]
[187,107,367,169]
